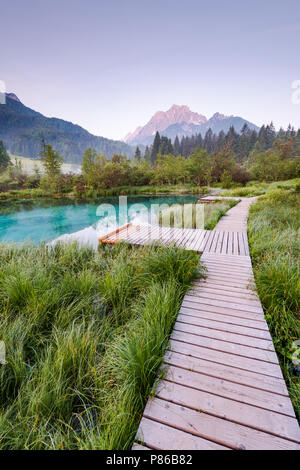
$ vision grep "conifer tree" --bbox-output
[0,140,11,172]
[151,131,161,165]
[174,135,180,155]
[134,146,141,162]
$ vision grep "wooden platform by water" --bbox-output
[100,197,300,450]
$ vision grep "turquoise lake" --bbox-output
[0,195,198,246]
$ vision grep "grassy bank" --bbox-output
[0,242,202,449]
[248,189,300,420]
[159,199,239,230]
[221,177,300,197]
[0,184,207,203]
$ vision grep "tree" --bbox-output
[81,147,106,188]
[220,169,232,189]
[187,148,211,186]
[39,139,63,181]
[144,146,151,162]
[159,136,173,155]
[0,140,11,173]
[134,146,141,162]
[151,131,161,165]
[273,137,294,159]
[211,146,235,182]
[174,136,180,156]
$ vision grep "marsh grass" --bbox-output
[221,177,300,198]
[248,189,300,419]
[159,199,239,230]
[0,241,201,449]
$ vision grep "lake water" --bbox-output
[0,195,198,248]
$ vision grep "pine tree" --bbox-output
[150,131,161,165]
[0,140,11,172]
[174,135,180,155]
[203,128,214,153]
[144,146,151,162]
[134,146,141,162]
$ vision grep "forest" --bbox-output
[0,123,299,196]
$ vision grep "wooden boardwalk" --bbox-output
[100,224,250,256]
[100,198,300,449]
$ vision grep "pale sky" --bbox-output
[0,0,300,140]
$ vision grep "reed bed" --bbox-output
[0,241,202,449]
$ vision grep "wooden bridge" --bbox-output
[100,197,300,450]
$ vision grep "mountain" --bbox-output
[0,93,134,164]
[124,105,259,146]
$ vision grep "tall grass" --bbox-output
[0,242,202,449]
[221,177,300,198]
[0,184,207,202]
[248,189,300,420]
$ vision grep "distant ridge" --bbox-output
[124,105,259,146]
[0,93,134,164]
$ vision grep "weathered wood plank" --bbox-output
[137,417,228,450]
[163,365,294,416]
[144,398,300,450]
[155,381,300,442]
[164,350,288,395]
[179,306,269,330]
[171,330,278,363]
[174,319,274,350]
[177,312,272,340]
[169,338,283,378]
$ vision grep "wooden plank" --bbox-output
[215,231,224,254]
[210,230,220,253]
[195,274,253,287]
[132,443,152,450]
[202,266,254,279]
[186,290,262,308]
[177,312,271,340]
[181,300,266,322]
[189,286,258,301]
[183,295,264,315]
[136,417,228,450]
[233,232,239,255]
[170,330,278,363]
[164,350,287,396]
[227,231,233,255]
[143,398,300,450]
[201,253,252,264]
[197,230,212,252]
[203,263,253,275]
[155,381,300,442]
[202,261,253,273]
[169,339,283,378]
[193,278,256,291]
[184,229,202,250]
[180,306,268,330]
[174,320,274,350]
[163,365,294,416]
[193,229,207,252]
[187,229,205,251]
[238,232,246,256]
[220,231,228,254]
[99,222,132,242]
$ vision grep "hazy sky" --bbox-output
[1,0,300,140]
